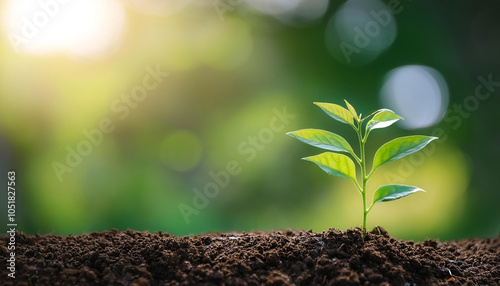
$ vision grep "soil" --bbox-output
[0,227,498,286]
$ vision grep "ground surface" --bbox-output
[0,228,499,285]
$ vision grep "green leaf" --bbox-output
[373,184,424,204]
[286,129,355,156]
[372,135,437,172]
[344,100,357,118]
[314,102,355,127]
[303,152,356,181]
[366,109,403,132]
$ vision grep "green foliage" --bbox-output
[303,152,356,181]
[372,136,437,172]
[287,129,355,156]
[366,109,402,133]
[287,100,437,239]
[373,185,423,204]
[314,102,355,128]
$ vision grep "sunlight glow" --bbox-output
[3,0,127,59]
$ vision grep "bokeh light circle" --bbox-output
[380,65,449,129]
[325,0,397,66]
[275,0,329,26]
[245,0,301,15]
[161,130,202,172]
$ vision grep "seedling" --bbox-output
[287,101,437,240]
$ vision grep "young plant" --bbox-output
[287,100,437,240]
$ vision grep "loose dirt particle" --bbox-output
[1,228,498,285]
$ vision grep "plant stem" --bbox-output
[357,122,368,241]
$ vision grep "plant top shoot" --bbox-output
[287,100,437,240]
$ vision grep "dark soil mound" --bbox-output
[1,228,498,285]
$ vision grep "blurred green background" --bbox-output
[1,0,499,241]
